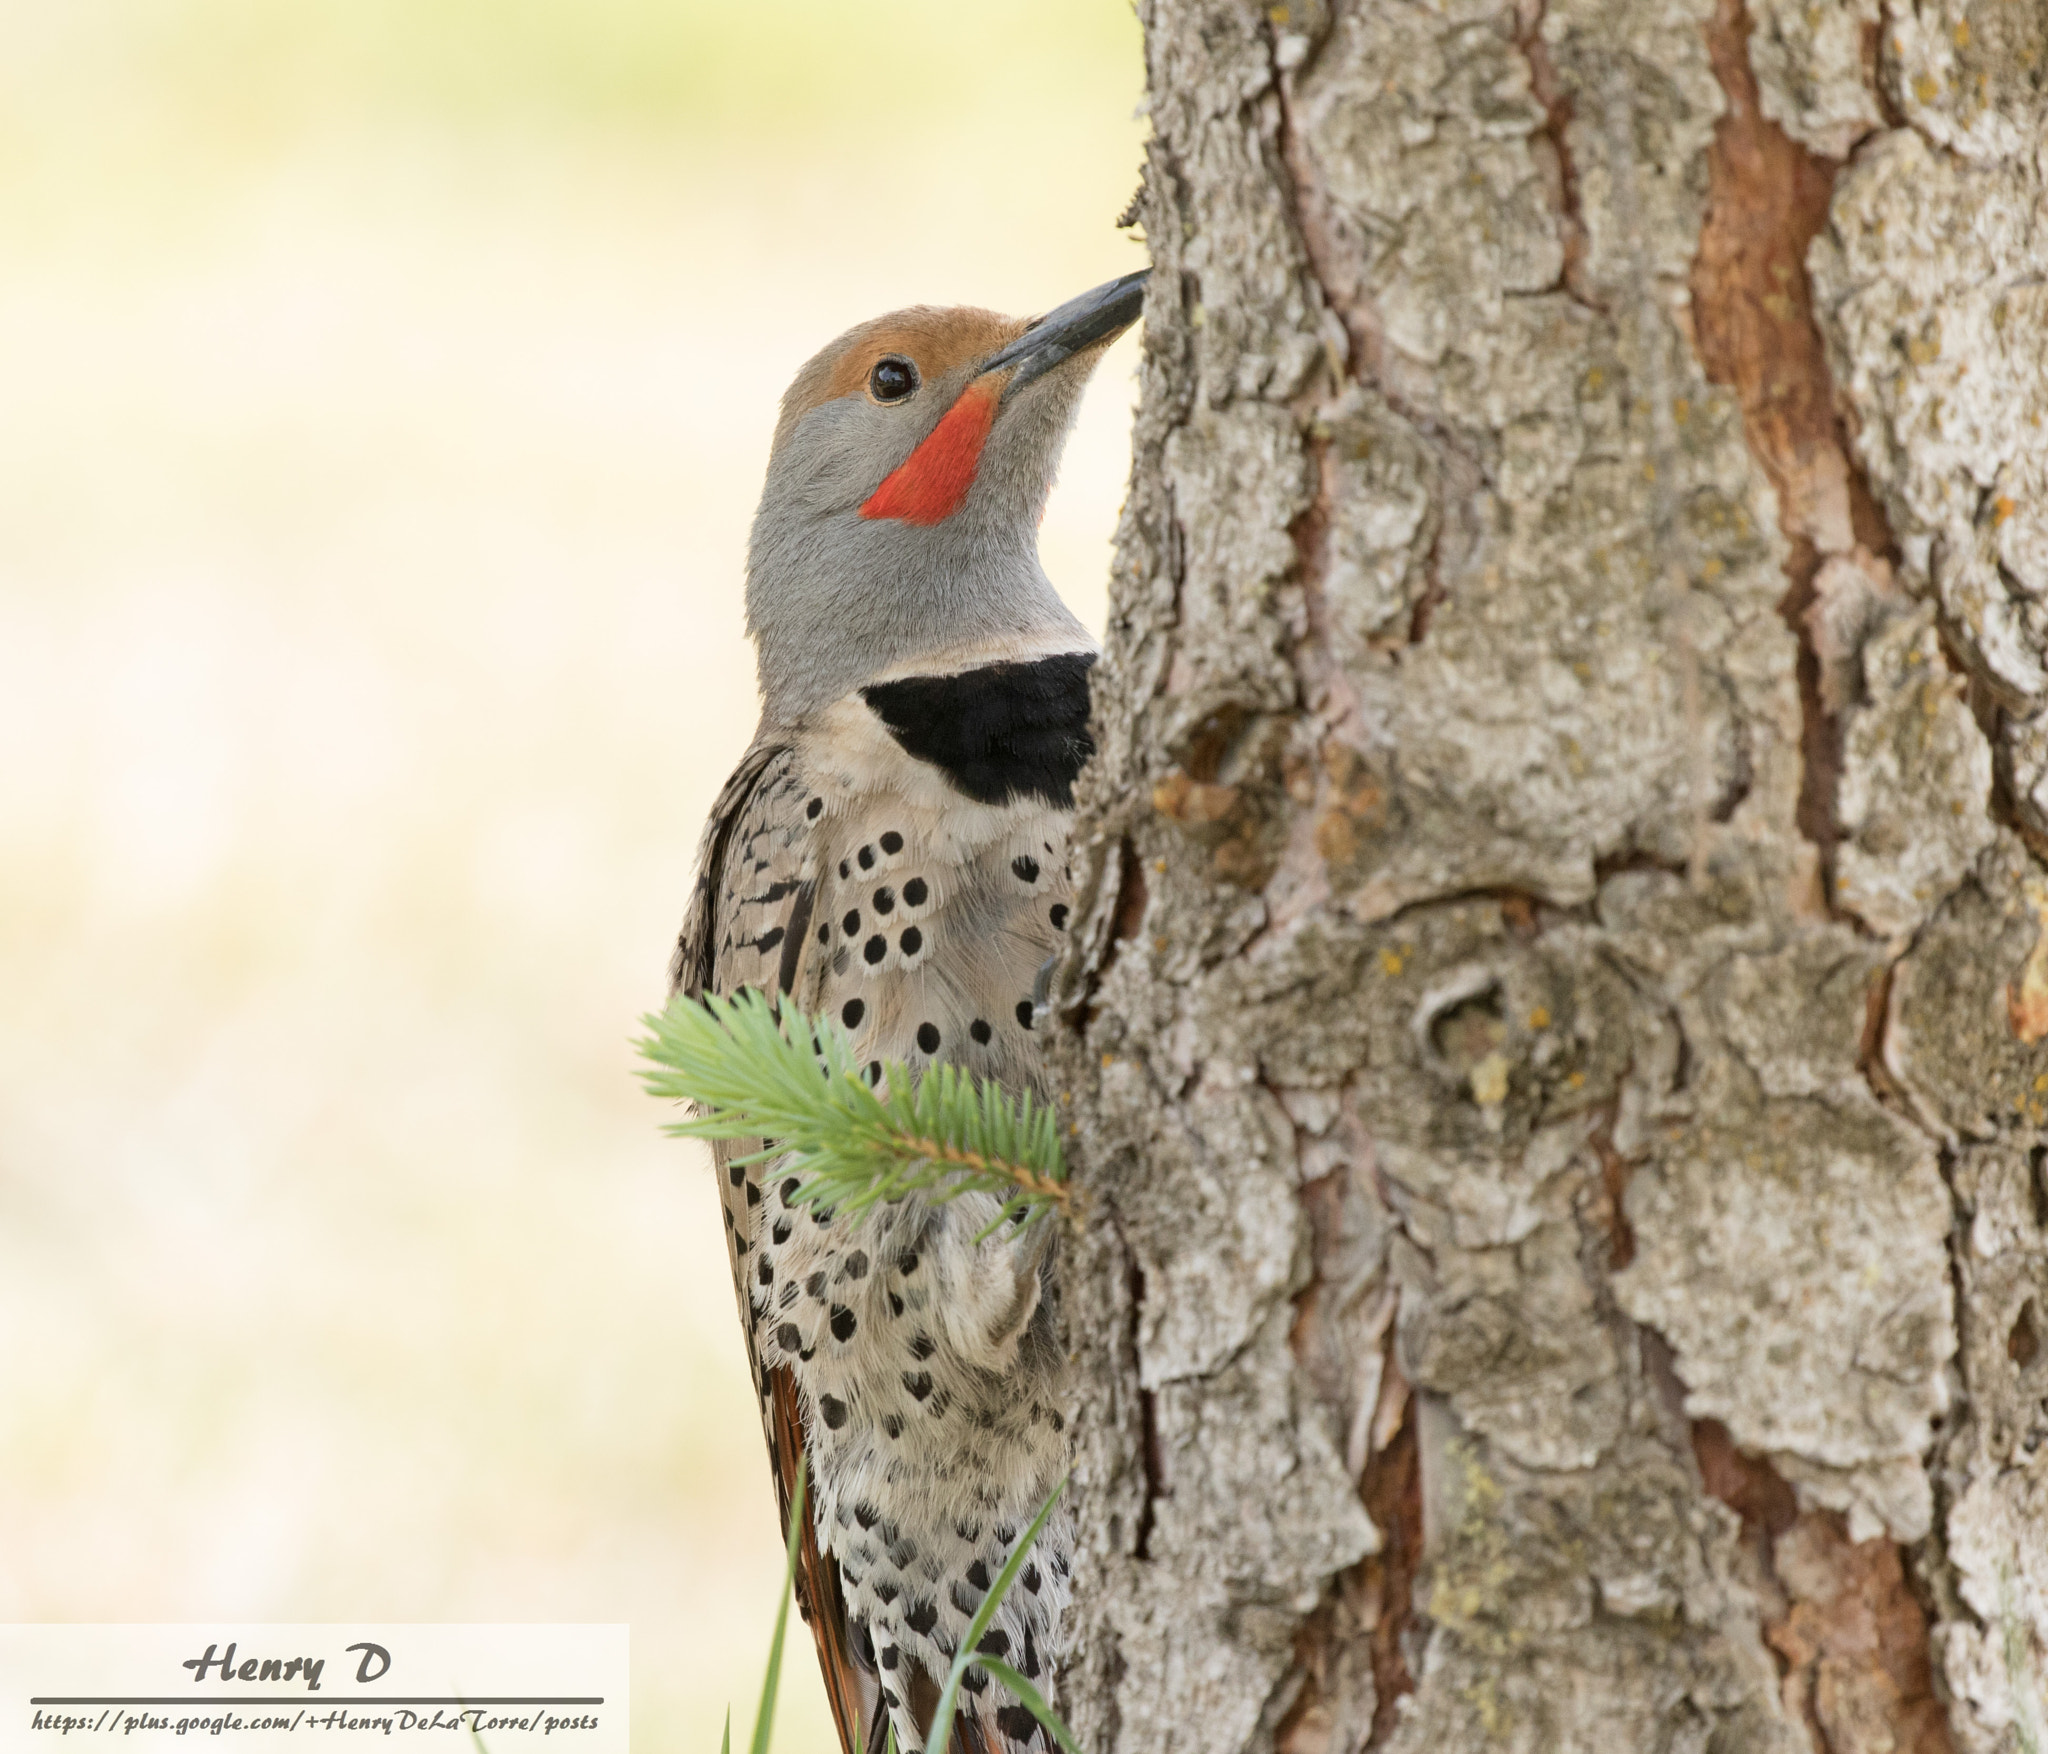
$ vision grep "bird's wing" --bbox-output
[670,739,809,1414]
[671,737,813,1004]
[674,741,874,1752]
[769,1367,874,1754]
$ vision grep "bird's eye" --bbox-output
[869,357,919,403]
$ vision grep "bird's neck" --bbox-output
[747,519,1091,729]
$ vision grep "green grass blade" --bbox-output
[971,1658,1080,1754]
[721,1708,731,1754]
[922,1478,1065,1754]
[749,1454,809,1754]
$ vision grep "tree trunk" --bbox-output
[1049,0,2048,1748]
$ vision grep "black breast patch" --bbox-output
[859,652,1096,807]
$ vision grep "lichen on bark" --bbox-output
[1054,0,2048,1748]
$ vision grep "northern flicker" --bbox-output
[670,269,1146,1754]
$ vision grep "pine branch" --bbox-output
[636,988,1068,1225]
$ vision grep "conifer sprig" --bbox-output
[637,989,1068,1226]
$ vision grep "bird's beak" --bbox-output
[977,269,1149,400]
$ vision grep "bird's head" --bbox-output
[744,269,1147,725]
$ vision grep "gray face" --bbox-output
[742,274,1146,726]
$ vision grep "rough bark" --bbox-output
[1050,0,2048,1749]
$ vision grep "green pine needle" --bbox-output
[923,1479,1076,1754]
[637,989,1067,1225]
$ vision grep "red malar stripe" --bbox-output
[859,382,998,526]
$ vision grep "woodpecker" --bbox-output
[670,270,1146,1754]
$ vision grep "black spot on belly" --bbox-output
[916,1022,940,1053]
[1016,999,1035,1028]
[858,845,875,870]
[898,1250,919,1275]
[1011,854,1040,884]
[880,831,903,854]
[1050,903,1069,929]
[806,797,823,819]
[970,1018,991,1044]
[830,1304,857,1341]
[900,926,922,955]
[777,1322,801,1352]
[843,910,860,936]
[873,886,894,914]
[864,935,887,965]
[841,998,865,1028]
[819,1394,848,1430]
[903,877,927,906]
[903,1371,933,1400]
[908,1332,935,1361]
[859,653,1096,807]
[904,1600,938,1637]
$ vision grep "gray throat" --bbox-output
[745,513,1091,728]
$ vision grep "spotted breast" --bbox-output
[671,647,1092,1754]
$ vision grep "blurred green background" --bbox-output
[0,2,1145,1743]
